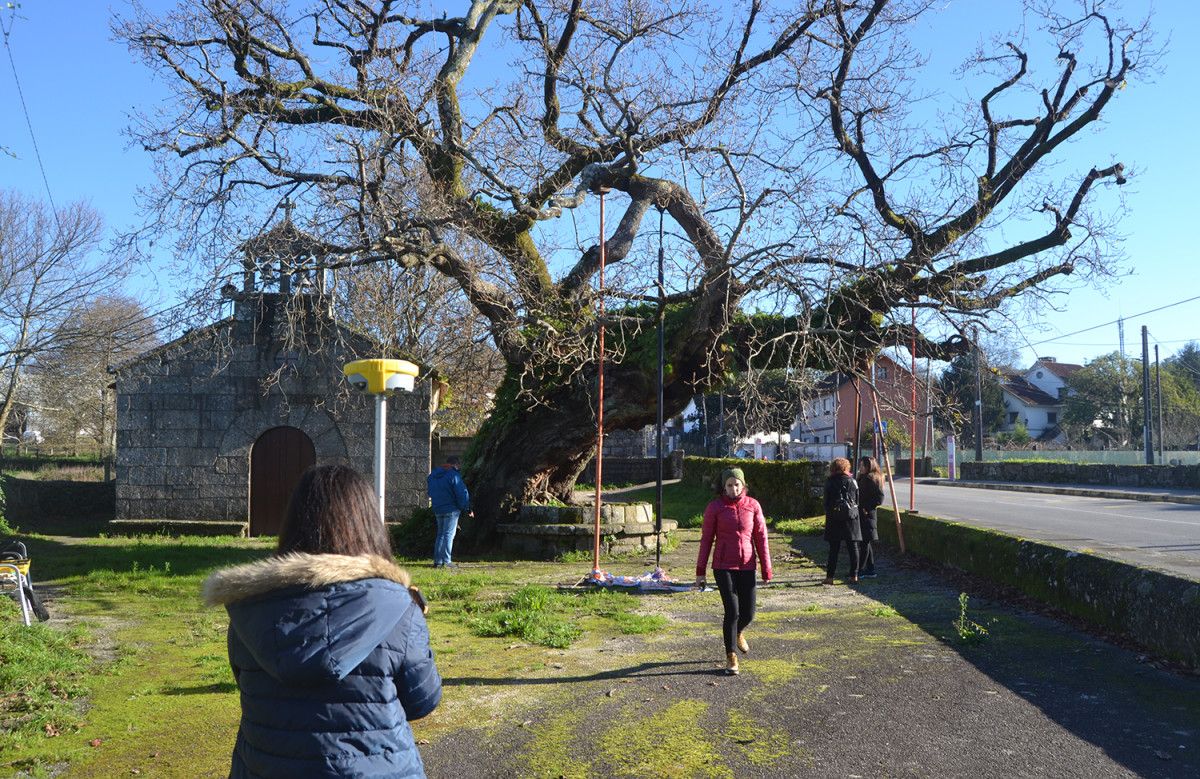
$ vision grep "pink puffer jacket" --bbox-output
[696,494,772,580]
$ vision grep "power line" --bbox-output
[1028,293,1200,347]
[1032,337,1198,348]
[2,8,60,228]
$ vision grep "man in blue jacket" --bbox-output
[427,455,472,568]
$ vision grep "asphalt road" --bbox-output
[904,479,1200,580]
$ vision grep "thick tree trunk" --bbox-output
[458,360,700,551]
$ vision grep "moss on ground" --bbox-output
[724,708,791,767]
[599,700,732,779]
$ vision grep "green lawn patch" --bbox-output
[0,536,675,776]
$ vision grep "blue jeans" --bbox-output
[434,511,460,567]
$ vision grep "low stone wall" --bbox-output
[498,501,677,560]
[107,519,248,537]
[2,477,115,524]
[681,457,826,519]
[893,456,933,478]
[960,461,1200,488]
[876,508,1200,669]
[576,450,685,486]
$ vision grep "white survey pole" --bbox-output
[375,392,387,522]
[343,358,420,523]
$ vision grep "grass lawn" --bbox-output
[0,525,701,778]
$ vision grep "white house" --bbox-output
[999,357,1082,442]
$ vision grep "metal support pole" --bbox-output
[910,306,917,509]
[374,393,387,523]
[852,377,862,467]
[922,360,932,460]
[593,189,609,574]
[655,206,665,570]
[974,331,984,462]
[1141,326,1153,465]
[870,383,906,554]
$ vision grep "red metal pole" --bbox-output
[593,190,607,575]
[910,306,916,511]
[872,382,906,554]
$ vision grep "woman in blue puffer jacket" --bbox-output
[203,464,441,778]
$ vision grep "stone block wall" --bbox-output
[115,297,431,523]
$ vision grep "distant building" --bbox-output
[791,354,929,445]
[113,218,433,534]
[999,357,1081,442]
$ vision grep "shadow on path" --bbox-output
[445,660,723,687]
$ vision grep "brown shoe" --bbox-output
[821,577,835,585]
[736,632,750,654]
[726,652,739,675]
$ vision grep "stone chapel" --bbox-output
[112,217,432,534]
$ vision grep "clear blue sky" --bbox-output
[2,1,1196,368]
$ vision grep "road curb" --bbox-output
[922,479,1200,505]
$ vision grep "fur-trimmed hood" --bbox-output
[204,552,417,685]
[203,552,411,607]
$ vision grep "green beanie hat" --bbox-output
[721,467,746,485]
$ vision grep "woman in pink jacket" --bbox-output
[695,467,773,675]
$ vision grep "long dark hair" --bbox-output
[858,456,884,488]
[277,464,393,558]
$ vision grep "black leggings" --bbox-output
[714,569,757,653]
[825,539,860,580]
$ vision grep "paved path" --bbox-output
[420,530,1200,778]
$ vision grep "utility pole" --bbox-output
[1141,326,1152,465]
[1155,344,1163,464]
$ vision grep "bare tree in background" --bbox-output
[118,0,1150,543]
[337,261,504,435]
[27,295,160,456]
[0,191,123,445]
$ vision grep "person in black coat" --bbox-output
[856,456,885,578]
[822,457,861,584]
[204,465,441,778]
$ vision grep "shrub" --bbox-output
[391,507,437,557]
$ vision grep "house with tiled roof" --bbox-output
[999,357,1082,442]
[791,354,929,445]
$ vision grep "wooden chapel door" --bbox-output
[249,426,316,536]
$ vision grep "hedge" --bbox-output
[681,456,827,520]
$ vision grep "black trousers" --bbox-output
[860,540,875,573]
[825,538,860,580]
[714,569,757,653]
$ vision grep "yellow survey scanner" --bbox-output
[343,359,420,394]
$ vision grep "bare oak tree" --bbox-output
[119,0,1149,543]
[27,295,161,456]
[0,191,121,445]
